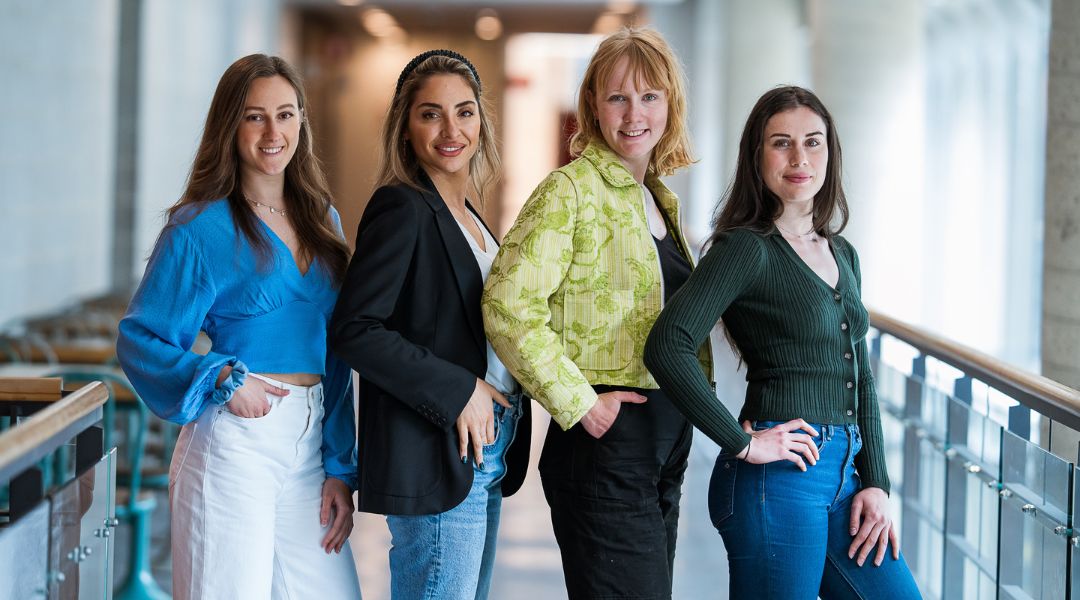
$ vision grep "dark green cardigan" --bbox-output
[643,227,889,493]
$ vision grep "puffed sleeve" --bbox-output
[846,241,890,494]
[482,171,597,430]
[644,229,766,456]
[320,351,357,489]
[319,203,358,489]
[117,225,242,425]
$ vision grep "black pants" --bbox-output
[539,386,692,600]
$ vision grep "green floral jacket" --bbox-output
[482,140,712,429]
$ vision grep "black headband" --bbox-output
[394,49,482,98]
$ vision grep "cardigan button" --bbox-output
[846,409,854,416]
[846,381,854,389]
[834,293,842,301]
[844,352,852,360]
[841,323,848,331]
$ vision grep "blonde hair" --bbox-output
[570,27,694,177]
[376,53,500,208]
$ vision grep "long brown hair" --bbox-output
[377,52,500,208]
[168,54,349,284]
[570,27,694,177]
[710,85,848,246]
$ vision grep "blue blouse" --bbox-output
[116,199,357,488]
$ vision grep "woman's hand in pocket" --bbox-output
[737,419,820,471]
[580,391,647,439]
[456,379,511,466]
[225,377,289,418]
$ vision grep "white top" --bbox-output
[455,211,520,395]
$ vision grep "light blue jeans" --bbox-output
[386,393,522,600]
[710,421,922,600]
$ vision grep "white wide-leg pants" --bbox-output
[169,375,361,600]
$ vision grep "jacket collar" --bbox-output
[580,140,679,213]
[580,140,639,189]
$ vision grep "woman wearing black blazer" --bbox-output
[329,50,529,600]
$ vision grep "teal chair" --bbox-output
[48,369,169,600]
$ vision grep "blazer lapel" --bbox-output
[416,175,487,356]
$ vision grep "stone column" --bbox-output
[1043,0,1080,458]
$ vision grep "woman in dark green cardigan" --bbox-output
[644,86,921,599]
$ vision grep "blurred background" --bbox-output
[4,0,1080,598]
[1,0,1061,373]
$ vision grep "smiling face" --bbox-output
[760,106,829,206]
[405,73,480,183]
[590,56,668,180]
[236,75,302,183]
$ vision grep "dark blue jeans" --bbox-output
[709,421,921,600]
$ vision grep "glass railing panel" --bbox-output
[0,499,50,598]
[1073,464,1080,600]
[943,397,1001,598]
[913,512,944,600]
[922,384,950,447]
[46,448,116,599]
[872,355,947,599]
[999,429,1071,599]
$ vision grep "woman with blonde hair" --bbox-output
[483,28,709,599]
[329,49,530,600]
[117,54,360,599]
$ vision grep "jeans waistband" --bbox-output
[751,421,859,441]
[249,373,323,400]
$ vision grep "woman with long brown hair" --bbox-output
[117,54,361,599]
[644,85,920,599]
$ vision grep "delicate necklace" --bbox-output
[775,221,819,242]
[244,194,286,217]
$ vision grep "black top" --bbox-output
[653,231,691,303]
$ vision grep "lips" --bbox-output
[620,129,647,138]
[260,146,284,155]
[435,143,465,157]
[784,173,812,183]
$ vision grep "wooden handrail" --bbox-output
[869,309,1080,429]
[0,381,108,481]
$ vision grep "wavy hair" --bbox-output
[376,53,500,208]
[167,54,349,284]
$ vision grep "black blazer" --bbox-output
[329,174,531,515]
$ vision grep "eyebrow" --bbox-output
[769,130,824,138]
[416,100,477,110]
[244,103,297,112]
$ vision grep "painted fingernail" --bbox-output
[478,462,485,471]
[461,455,467,464]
